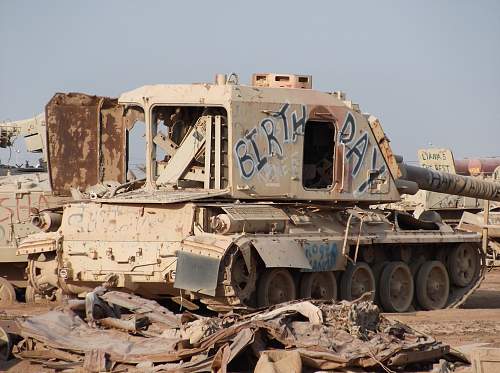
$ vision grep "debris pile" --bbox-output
[2,289,454,372]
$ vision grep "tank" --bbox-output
[16,73,500,313]
[0,92,131,305]
[382,148,500,225]
[459,204,500,266]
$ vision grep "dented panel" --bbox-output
[174,251,221,296]
[46,93,126,196]
[250,238,312,269]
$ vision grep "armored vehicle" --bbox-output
[0,93,131,304]
[383,148,500,225]
[17,73,500,313]
[459,205,500,266]
[0,112,58,304]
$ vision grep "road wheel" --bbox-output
[25,285,62,304]
[447,244,480,287]
[416,261,449,310]
[27,253,57,295]
[340,262,375,301]
[379,262,414,313]
[0,325,12,361]
[0,278,16,305]
[25,285,36,303]
[299,271,337,300]
[257,268,296,307]
[229,250,257,304]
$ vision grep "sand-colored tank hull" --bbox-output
[18,201,485,312]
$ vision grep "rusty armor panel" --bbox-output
[46,93,126,195]
[100,100,126,182]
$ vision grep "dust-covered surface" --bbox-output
[1,291,456,372]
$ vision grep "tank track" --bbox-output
[199,244,486,313]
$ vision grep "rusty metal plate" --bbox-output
[45,93,126,196]
[100,100,126,183]
[46,93,100,195]
[250,238,312,269]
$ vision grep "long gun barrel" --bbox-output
[399,163,500,202]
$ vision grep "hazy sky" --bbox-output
[1,0,499,166]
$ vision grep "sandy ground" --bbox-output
[385,267,500,348]
[1,268,500,371]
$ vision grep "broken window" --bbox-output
[152,106,228,189]
[124,106,146,181]
[302,121,335,189]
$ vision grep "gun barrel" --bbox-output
[400,164,500,202]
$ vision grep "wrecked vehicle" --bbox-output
[17,73,500,313]
[459,205,500,266]
[0,93,132,305]
[0,112,52,304]
[380,148,500,225]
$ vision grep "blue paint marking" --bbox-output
[303,242,338,271]
[339,111,388,195]
[234,102,308,180]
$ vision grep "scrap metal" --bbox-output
[3,289,457,372]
